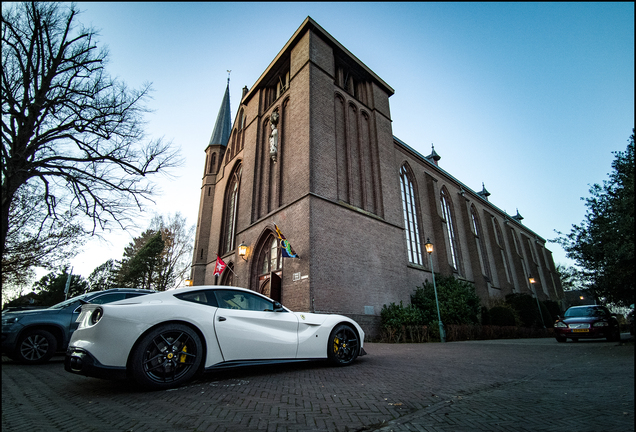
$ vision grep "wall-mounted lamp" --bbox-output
[528,276,536,284]
[185,279,193,287]
[238,242,248,261]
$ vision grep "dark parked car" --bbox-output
[554,305,621,343]
[2,288,155,364]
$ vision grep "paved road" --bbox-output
[2,336,634,432]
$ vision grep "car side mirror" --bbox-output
[273,302,284,312]
[557,315,562,321]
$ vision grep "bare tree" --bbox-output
[150,212,195,290]
[1,2,182,262]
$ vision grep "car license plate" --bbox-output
[572,329,589,333]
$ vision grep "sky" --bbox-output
[57,2,633,279]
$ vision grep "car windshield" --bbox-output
[47,293,91,310]
[564,307,606,318]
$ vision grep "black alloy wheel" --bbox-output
[130,324,203,389]
[327,324,360,366]
[14,329,57,364]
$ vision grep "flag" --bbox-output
[274,224,299,259]
[213,256,227,276]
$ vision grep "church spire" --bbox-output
[208,74,232,147]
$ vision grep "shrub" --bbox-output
[489,305,518,327]
[411,275,481,325]
[505,293,553,328]
[380,301,426,343]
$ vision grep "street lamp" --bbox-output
[424,238,446,342]
[528,276,546,329]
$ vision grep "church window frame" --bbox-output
[399,164,423,266]
[221,163,242,254]
[470,205,492,281]
[440,187,460,272]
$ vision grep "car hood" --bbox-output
[562,316,604,324]
[2,308,61,318]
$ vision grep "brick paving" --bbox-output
[2,336,633,432]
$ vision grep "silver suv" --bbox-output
[2,288,155,364]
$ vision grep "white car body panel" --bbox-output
[68,286,364,371]
[214,309,299,360]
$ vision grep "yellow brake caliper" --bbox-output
[179,345,187,363]
[333,337,339,353]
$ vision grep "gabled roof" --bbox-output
[242,16,394,104]
[208,83,232,147]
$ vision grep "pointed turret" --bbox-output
[426,144,441,166]
[208,78,232,147]
[477,182,491,201]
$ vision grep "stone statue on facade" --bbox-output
[269,111,279,162]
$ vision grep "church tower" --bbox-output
[191,78,232,283]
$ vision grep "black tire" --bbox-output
[570,338,579,342]
[14,329,57,364]
[130,324,203,390]
[327,324,360,366]
[607,327,621,342]
[555,335,567,343]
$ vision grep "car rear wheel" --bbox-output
[130,324,203,389]
[14,329,57,364]
[327,324,360,366]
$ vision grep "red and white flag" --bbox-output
[213,256,227,276]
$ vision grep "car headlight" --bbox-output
[554,322,567,328]
[89,308,104,325]
[2,317,19,325]
[593,321,608,327]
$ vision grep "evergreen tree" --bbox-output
[32,268,89,306]
[555,131,634,306]
[87,259,119,291]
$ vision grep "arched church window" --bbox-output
[259,235,282,275]
[440,187,460,272]
[493,218,512,283]
[220,262,234,286]
[471,205,492,281]
[221,163,242,254]
[399,164,423,265]
[209,153,216,173]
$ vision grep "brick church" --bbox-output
[190,17,564,337]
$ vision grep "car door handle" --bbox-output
[218,317,226,321]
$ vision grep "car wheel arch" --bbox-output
[17,324,65,350]
[329,321,363,349]
[125,320,208,375]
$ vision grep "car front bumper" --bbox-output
[65,347,128,380]
[554,327,612,339]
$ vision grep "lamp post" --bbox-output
[424,238,446,342]
[528,276,546,329]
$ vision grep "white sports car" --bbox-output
[65,286,366,389]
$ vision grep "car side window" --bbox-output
[214,290,274,312]
[174,290,219,307]
[125,292,149,299]
[89,293,128,305]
